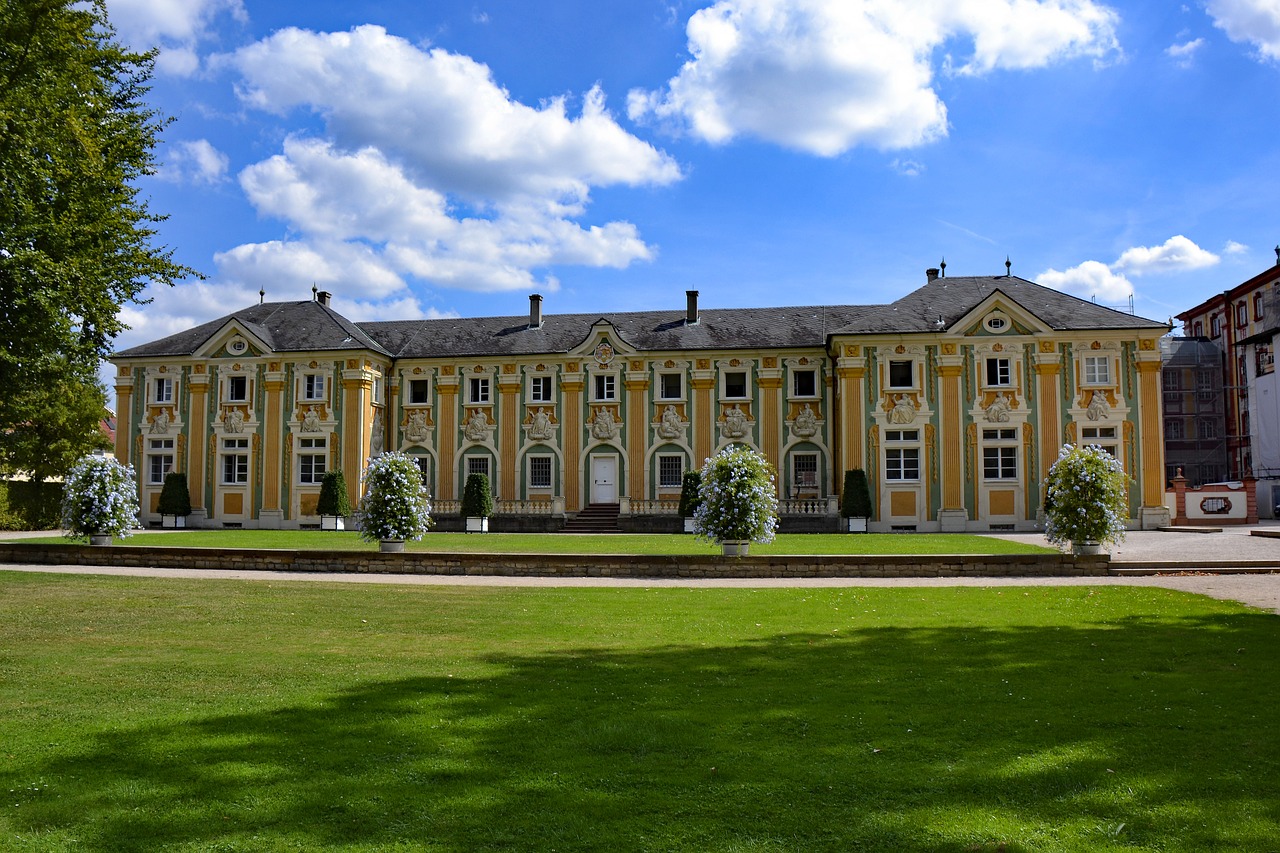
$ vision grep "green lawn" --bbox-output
[26,529,1055,555]
[1,573,1276,851]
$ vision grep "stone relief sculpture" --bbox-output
[984,392,1012,423]
[405,409,429,442]
[528,407,555,441]
[370,414,384,456]
[1086,390,1110,421]
[301,407,322,433]
[720,404,749,439]
[464,409,492,442]
[591,407,618,441]
[149,408,170,435]
[656,404,684,440]
[888,394,916,425]
[791,404,818,438]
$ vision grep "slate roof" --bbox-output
[114,276,1169,361]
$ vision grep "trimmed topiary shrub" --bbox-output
[157,472,192,518]
[841,469,872,518]
[678,470,702,518]
[316,470,351,518]
[461,472,493,519]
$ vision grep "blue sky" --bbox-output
[105,0,1280,358]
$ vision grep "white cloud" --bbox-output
[214,239,408,300]
[158,139,230,185]
[1165,37,1205,67]
[106,0,247,75]
[1113,235,1219,275]
[1206,0,1280,62]
[1037,260,1133,302]
[891,158,926,177]
[1224,240,1249,255]
[628,0,1120,155]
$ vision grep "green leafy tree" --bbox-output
[0,363,110,481]
[0,0,197,477]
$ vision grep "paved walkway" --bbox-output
[2,525,1278,613]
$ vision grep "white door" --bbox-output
[591,456,617,504]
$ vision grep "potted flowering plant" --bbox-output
[1043,443,1131,555]
[693,445,779,556]
[461,472,493,533]
[840,469,872,533]
[157,471,191,528]
[316,470,351,531]
[61,454,139,545]
[353,452,432,552]
[678,470,702,533]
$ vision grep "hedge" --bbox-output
[0,480,65,531]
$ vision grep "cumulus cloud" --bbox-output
[628,0,1120,155]
[1165,37,1204,67]
[1037,260,1134,303]
[1113,235,1219,275]
[1038,235,1222,303]
[106,0,247,75]
[158,139,230,185]
[1224,240,1249,255]
[1206,0,1280,62]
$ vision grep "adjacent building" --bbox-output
[112,269,1172,532]
[1159,337,1229,487]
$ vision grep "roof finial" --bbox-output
[259,286,265,305]
[1004,256,1011,276]
[1274,244,1279,266]
[312,282,318,301]
[939,257,946,278]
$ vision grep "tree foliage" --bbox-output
[0,0,196,476]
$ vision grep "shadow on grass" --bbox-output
[8,614,1280,852]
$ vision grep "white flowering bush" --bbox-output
[693,445,779,544]
[354,452,433,542]
[1043,443,1130,550]
[61,454,139,540]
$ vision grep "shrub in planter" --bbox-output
[841,469,872,533]
[1043,443,1130,553]
[353,452,432,545]
[678,470,702,532]
[461,472,493,532]
[157,472,192,527]
[61,454,139,543]
[316,470,352,530]
[693,445,778,552]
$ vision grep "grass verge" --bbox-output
[0,573,1277,851]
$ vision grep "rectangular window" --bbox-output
[1193,321,1203,337]
[469,377,490,404]
[1083,356,1110,385]
[1236,302,1249,327]
[792,369,817,397]
[1197,420,1219,439]
[888,360,914,388]
[154,377,173,403]
[1163,370,1181,391]
[529,455,553,489]
[409,378,430,404]
[985,358,1011,387]
[222,438,249,484]
[147,438,174,485]
[1080,426,1119,458]
[594,374,616,401]
[884,429,920,481]
[227,375,248,402]
[1255,293,1264,321]
[724,371,747,398]
[982,447,1017,480]
[1211,315,1222,337]
[303,374,325,400]
[299,437,326,484]
[530,376,552,403]
[659,373,683,400]
[658,455,684,489]
[1165,419,1184,440]
[414,456,431,484]
[793,453,818,489]
[466,456,490,480]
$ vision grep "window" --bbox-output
[469,377,490,404]
[466,456,490,481]
[1080,426,1118,458]
[147,438,174,484]
[659,373,683,400]
[409,379,430,404]
[1197,370,1213,391]
[723,371,747,399]
[1236,302,1249,327]
[227,375,248,402]
[303,374,325,400]
[154,377,173,403]
[985,357,1011,387]
[793,453,818,490]
[1165,419,1184,440]
[299,437,326,484]
[593,373,616,401]
[414,456,431,484]
[222,438,249,484]
[1197,420,1218,440]
[1193,321,1203,337]
[530,376,552,403]
[1211,315,1222,338]
[529,455,553,489]
[792,369,817,397]
[884,429,920,481]
[1083,356,1110,385]
[1255,293,1265,321]
[658,455,684,489]
[981,428,1018,480]
[888,360,914,388]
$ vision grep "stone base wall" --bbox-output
[0,543,1107,578]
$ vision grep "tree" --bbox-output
[0,363,110,480]
[0,0,197,477]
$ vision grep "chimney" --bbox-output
[926,268,939,282]
[686,290,699,325]
[529,293,543,329]
[317,290,331,307]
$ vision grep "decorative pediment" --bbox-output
[947,290,1052,338]
[567,319,638,362]
[193,319,274,359]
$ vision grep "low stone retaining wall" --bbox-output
[0,542,1107,579]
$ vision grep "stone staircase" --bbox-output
[561,503,620,534]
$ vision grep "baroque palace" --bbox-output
[112,268,1172,532]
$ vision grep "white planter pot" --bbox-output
[380,539,405,553]
[89,534,112,546]
[465,516,489,533]
[845,517,868,533]
[161,515,186,529]
[321,515,345,531]
[1072,541,1103,556]
[721,540,750,557]
[683,517,696,534]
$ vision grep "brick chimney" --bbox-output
[529,293,543,329]
[926,268,940,282]
[686,290,699,325]
[317,290,331,307]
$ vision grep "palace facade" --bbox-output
[111,269,1172,532]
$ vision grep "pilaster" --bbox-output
[498,368,521,500]
[562,375,584,511]
[835,352,866,474]
[691,373,715,465]
[114,372,134,464]
[1136,356,1170,528]
[437,372,459,500]
[757,374,783,474]
[625,372,649,499]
